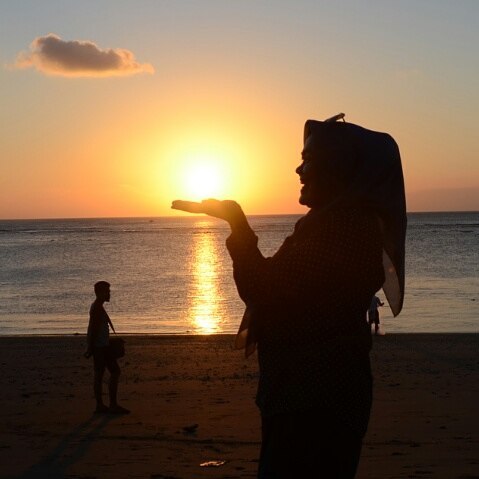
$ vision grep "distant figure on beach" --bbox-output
[368,295,384,335]
[84,281,129,414]
[172,114,406,478]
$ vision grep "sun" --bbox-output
[185,163,221,199]
[159,133,245,206]
[174,149,229,200]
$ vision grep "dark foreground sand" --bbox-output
[0,334,478,479]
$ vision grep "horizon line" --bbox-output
[1,209,478,222]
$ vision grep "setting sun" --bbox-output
[158,128,250,205]
[184,160,222,200]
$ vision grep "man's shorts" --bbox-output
[93,346,120,374]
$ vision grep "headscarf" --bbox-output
[303,116,406,316]
[235,115,406,357]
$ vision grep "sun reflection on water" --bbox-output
[189,227,223,334]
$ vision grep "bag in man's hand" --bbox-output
[109,337,125,359]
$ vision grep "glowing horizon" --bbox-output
[1,2,478,219]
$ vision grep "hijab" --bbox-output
[235,115,406,357]
[303,116,406,316]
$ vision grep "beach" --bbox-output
[0,334,478,479]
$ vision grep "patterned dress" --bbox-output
[226,205,384,438]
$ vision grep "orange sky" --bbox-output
[1,2,478,219]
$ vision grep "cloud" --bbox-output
[12,33,154,77]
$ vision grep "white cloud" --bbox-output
[12,33,154,77]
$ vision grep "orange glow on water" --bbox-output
[188,225,223,333]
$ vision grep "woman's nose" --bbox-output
[296,163,303,175]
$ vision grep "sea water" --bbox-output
[0,212,477,335]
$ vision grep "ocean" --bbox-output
[0,212,477,335]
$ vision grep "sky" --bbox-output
[1,0,478,219]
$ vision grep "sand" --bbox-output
[0,333,477,479]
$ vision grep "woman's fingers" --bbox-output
[171,200,204,213]
[172,199,243,223]
[171,199,224,216]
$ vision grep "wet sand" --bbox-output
[0,333,477,478]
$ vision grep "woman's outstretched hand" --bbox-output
[171,199,248,231]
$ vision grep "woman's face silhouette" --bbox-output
[296,135,322,207]
[297,134,345,208]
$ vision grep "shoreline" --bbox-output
[1,333,478,478]
[0,331,477,338]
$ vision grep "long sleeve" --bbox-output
[226,209,382,312]
[226,207,385,438]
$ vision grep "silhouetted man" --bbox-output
[85,281,129,414]
[368,295,384,335]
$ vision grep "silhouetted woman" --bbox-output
[173,115,406,478]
